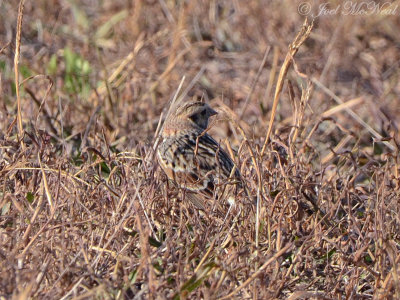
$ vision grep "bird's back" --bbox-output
[158,129,241,195]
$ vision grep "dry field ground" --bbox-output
[1,0,400,299]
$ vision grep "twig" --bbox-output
[14,0,26,149]
[219,243,293,299]
[312,77,395,151]
[260,18,313,156]
[239,46,271,119]
[80,105,101,151]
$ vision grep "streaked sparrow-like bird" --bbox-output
[157,101,243,209]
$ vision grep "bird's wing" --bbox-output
[157,135,214,193]
[196,133,241,181]
[157,132,241,196]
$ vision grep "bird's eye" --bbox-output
[190,115,198,123]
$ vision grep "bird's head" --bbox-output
[175,101,217,130]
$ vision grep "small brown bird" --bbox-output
[157,101,242,209]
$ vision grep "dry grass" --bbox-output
[1,0,400,299]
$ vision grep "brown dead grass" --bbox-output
[1,0,400,299]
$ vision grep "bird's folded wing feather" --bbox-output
[158,132,241,196]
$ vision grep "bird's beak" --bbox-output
[209,108,218,116]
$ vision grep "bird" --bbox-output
[157,101,243,210]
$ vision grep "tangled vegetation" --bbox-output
[1,0,399,299]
